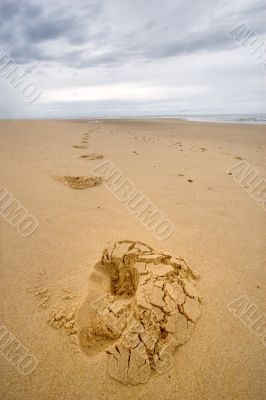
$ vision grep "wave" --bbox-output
[178,114,266,125]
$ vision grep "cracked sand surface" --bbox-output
[77,240,202,385]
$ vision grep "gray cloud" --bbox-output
[0,0,265,67]
[0,0,265,118]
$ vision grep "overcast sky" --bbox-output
[0,0,265,118]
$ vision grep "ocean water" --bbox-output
[177,114,266,125]
[45,113,266,125]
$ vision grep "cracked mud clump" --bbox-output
[55,175,103,190]
[77,240,202,385]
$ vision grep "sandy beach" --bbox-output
[0,118,265,399]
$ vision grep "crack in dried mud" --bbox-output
[76,240,202,385]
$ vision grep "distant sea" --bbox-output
[101,114,266,125]
[45,113,266,125]
[176,114,266,125]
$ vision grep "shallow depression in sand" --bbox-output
[76,240,202,385]
[54,175,103,190]
[79,153,104,160]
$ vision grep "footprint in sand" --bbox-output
[80,153,104,160]
[73,145,88,149]
[32,241,201,385]
[76,241,202,385]
[54,175,103,190]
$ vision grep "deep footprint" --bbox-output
[77,240,202,385]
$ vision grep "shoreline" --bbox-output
[1,116,266,126]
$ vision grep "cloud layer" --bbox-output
[0,0,265,117]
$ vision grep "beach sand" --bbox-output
[0,119,265,399]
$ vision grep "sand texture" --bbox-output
[0,119,265,400]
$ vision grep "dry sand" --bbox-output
[0,119,265,399]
